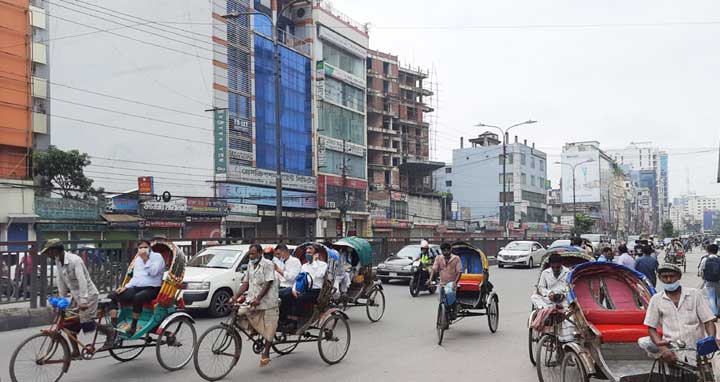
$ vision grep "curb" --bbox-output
[0,307,54,332]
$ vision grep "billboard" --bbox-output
[218,184,317,209]
[561,151,600,204]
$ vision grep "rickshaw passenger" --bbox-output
[233,243,278,367]
[530,253,569,308]
[107,239,165,336]
[274,244,301,322]
[290,245,327,317]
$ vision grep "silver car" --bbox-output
[497,241,546,268]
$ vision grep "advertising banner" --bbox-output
[186,198,228,216]
[35,197,100,220]
[225,165,317,192]
[214,109,228,174]
[138,176,154,194]
[218,184,317,209]
[561,154,601,204]
[106,197,138,213]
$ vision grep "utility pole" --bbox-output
[556,159,594,234]
[339,139,349,237]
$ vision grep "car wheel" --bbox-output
[208,289,232,318]
[498,263,504,269]
[527,258,534,269]
[379,277,389,284]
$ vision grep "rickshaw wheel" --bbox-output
[156,316,197,371]
[317,313,351,365]
[528,327,541,366]
[436,303,447,345]
[487,293,499,333]
[365,288,386,322]
[561,350,590,382]
[536,334,563,382]
[109,336,146,362]
[272,333,300,355]
[193,324,241,382]
[10,332,69,382]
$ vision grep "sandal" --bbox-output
[259,357,271,367]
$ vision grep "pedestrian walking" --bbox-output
[615,244,637,269]
[635,245,659,288]
[698,244,720,317]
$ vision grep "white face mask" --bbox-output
[138,248,149,255]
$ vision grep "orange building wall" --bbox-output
[0,0,31,150]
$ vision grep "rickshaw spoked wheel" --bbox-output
[436,303,447,345]
[536,334,563,382]
[528,327,541,366]
[193,324,242,382]
[156,316,197,371]
[10,332,69,382]
[487,293,499,333]
[317,313,351,365]
[109,335,147,362]
[365,288,386,322]
[560,349,590,382]
[272,333,300,355]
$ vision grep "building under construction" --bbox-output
[367,49,444,237]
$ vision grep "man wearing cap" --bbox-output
[531,253,570,308]
[641,263,718,364]
[41,239,103,356]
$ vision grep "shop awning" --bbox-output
[101,214,144,224]
[7,213,39,223]
[226,215,262,223]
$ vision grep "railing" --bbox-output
[0,236,563,307]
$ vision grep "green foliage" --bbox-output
[573,213,594,235]
[662,220,674,238]
[33,145,103,199]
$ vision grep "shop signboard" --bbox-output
[227,202,258,216]
[140,198,187,218]
[224,165,316,192]
[36,223,106,232]
[186,198,228,216]
[319,136,365,157]
[106,197,138,213]
[214,109,228,174]
[138,176,154,194]
[218,184,317,209]
[35,197,100,220]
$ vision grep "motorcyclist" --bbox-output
[419,240,435,267]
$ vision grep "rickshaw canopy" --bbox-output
[450,241,489,275]
[539,246,595,270]
[332,237,373,266]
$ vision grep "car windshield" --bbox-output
[188,249,242,269]
[395,246,422,259]
[505,242,532,251]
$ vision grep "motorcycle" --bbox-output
[409,260,437,297]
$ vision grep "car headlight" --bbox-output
[402,265,412,271]
[184,281,211,290]
[378,263,386,269]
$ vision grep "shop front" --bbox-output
[139,198,186,239]
[34,197,104,241]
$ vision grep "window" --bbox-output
[508,153,514,164]
[366,57,372,69]
[324,77,364,112]
[319,102,365,144]
[521,173,527,185]
[499,155,504,165]
[383,61,390,75]
[445,167,452,174]
[540,160,545,170]
[531,157,535,168]
[521,153,527,165]
[322,43,364,78]
[445,180,452,187]
[531,175,535,186]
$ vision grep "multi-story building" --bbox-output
[560,141,615,233]
[366,50,442,237]
[684,195,720,222]
[607,143,669,229]
[0,0,49,243]
[435,132,548,233]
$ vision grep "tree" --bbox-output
[662,220,674,238]
[573,213,594,235]
[33,146,103,199]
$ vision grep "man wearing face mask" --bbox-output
[641,263,718,364]
[107,239,165,336]
[234,243,278,367]
[288,245,328,321]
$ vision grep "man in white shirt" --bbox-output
[107,239,165,335]
[531,253,570,308]
[615,244,637,269]
[289,244,328,320]
[274,244,301,323]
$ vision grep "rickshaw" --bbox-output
[193,242,351,381]
[664,239,687,273]
[528,246,595,366]
[10,238,197,382]
[435,241,498,345]
[535,262,715,382]
[330,237,386,322]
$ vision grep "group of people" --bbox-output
[531,236,720,366]
[40,238,166,358]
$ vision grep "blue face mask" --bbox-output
[305,253,313,263]
[664,281,681,292]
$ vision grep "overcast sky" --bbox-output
[48,0,720,200]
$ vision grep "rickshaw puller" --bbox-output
[428,243,462,317]
[531,253,569,309]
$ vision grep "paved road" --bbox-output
[1,247,710,382]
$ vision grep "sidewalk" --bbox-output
[0,300,54,332]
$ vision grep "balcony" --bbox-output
[367,145,398,153]
[367,125,399,135]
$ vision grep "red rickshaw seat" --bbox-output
[592,324,649,343]
[584,309,645,325]
[457,280,481,292]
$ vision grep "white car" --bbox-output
[497,241,546,268]
[180,244,294,317]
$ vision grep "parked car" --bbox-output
[180,244,294,317]
[548,239,570,249]
[376,244,441,283]
[497,241,546,268]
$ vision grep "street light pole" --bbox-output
[556,159,594,233]
[224,5,288,238]
[475,120,537,237]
